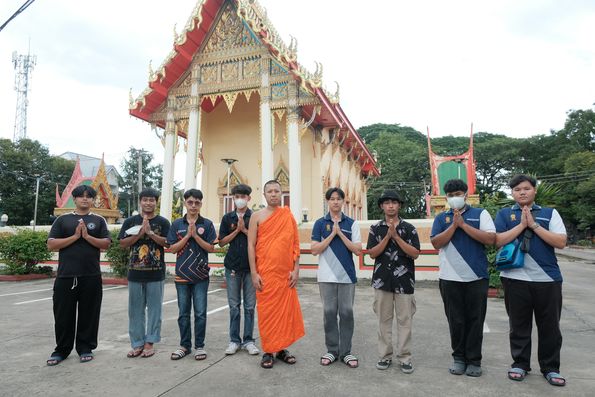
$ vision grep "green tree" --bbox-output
[0,139,74,225]
[119,147,163,215]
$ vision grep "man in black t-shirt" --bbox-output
[46,185,111,366]
[218,184,259,356]
[119,188,170,359]
[367,190,420,374]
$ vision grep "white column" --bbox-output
[185,77,200,190]
[260,59,273,204]
[287,106,301,223]
[160,103,176,220]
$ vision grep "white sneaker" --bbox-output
[243,342,260,355]
[225,342,240,355]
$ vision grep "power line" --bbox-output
[0,0,36,32]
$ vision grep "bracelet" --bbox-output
[530,223,540,230]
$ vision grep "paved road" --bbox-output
[1,258,593,397]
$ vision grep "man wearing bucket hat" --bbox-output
[367,189,420,373]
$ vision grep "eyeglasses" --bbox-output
[186,200,202,206]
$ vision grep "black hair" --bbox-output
[263,179,281,190]
[231,184,252,195]
[325,187,345,200]
[443,179,468,194]
[509,174,537,188]
[139,187,160,200]
[72,185,97,198]
[183,189,203,201]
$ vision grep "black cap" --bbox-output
[377,189,403,207]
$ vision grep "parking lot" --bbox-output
[1,257,594,397]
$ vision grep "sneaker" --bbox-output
[225,342,240,355]
[376,359,392,370]
[243,342,260,355]
[400,361,414,374]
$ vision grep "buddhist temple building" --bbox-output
[54,155,120,223]
[129,0,379,222]
[427,128,479,215]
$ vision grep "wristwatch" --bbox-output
[148,230,155,236]
[530,223,540,230]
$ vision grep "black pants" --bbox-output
[439,278,488,366]
[501,277,562,374]
[52,275,103,358]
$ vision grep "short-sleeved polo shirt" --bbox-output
[431,206,495,282]
[167,214,217,283]
[311,212,361,283]
[495,204,566,282]
[366,218,420,294]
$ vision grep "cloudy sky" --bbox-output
[1,0,594,182]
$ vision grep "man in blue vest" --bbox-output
[495,175,567,387]
[431,179,496,377]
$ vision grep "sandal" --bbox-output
[194,348,207,360]
[170,348,188,360]
[465,364,482,377]
[141,348,155,358]
[127,347,143,358]
[449,360,466,375]
[544,372,566,386]
[508,367,527,381]
[320,353,336,366]
[342,354,358,368]
[276,349,296,364]
[79,353,94,363]
[261,353,274,369]
[46,355,64,366]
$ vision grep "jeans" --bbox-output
[225,268,256,344]
[128,280,164,348]
[175,280,209,351]
[319,282,356,358]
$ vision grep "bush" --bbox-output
[486,245,502,289]
[0,229,52,275]
[105,229,129,278]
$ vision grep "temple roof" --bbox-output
[58,152,121,183]
[128,0,379,177]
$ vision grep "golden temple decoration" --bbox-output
[243,58,261,78]
[204,2,258,53]
[222,91,240,113]
[201,65,218,84]
[273,109,285,121]
[222,61,239,81]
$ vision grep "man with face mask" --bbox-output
[218,184,260,356]
[430,179,496,377]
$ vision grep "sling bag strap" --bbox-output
[520,209,540,253]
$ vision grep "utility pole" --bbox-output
[12,45,36,142]
[32,176,40,230]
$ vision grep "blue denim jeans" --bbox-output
[128,280,164,348]
[175,280,209,351]
[225,268,256,344]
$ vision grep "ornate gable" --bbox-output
[203,1,259,53]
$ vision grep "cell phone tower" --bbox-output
[12,49,36,142]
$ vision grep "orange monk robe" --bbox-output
[255,207,305,353]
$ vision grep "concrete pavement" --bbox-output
[0,257,594,397]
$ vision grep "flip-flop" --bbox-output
[320,353,336,366]
[79,353,94,363]
[276,349,296,364]
[46,355,64,366]
[544,372,566,386]
[342,354,359,368]
[508,367,527,381]
[141,348,155,358]
[127,347,143,358]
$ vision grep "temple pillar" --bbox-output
[259,58,273,204]
[287,101,301,222]
[185,69,201,190]
[160,100,176,220]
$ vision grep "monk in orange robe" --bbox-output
[248,180,305,368]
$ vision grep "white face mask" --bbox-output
[234,198,247,209]
[447,196,466,210]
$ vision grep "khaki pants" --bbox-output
[373,289,416,364]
